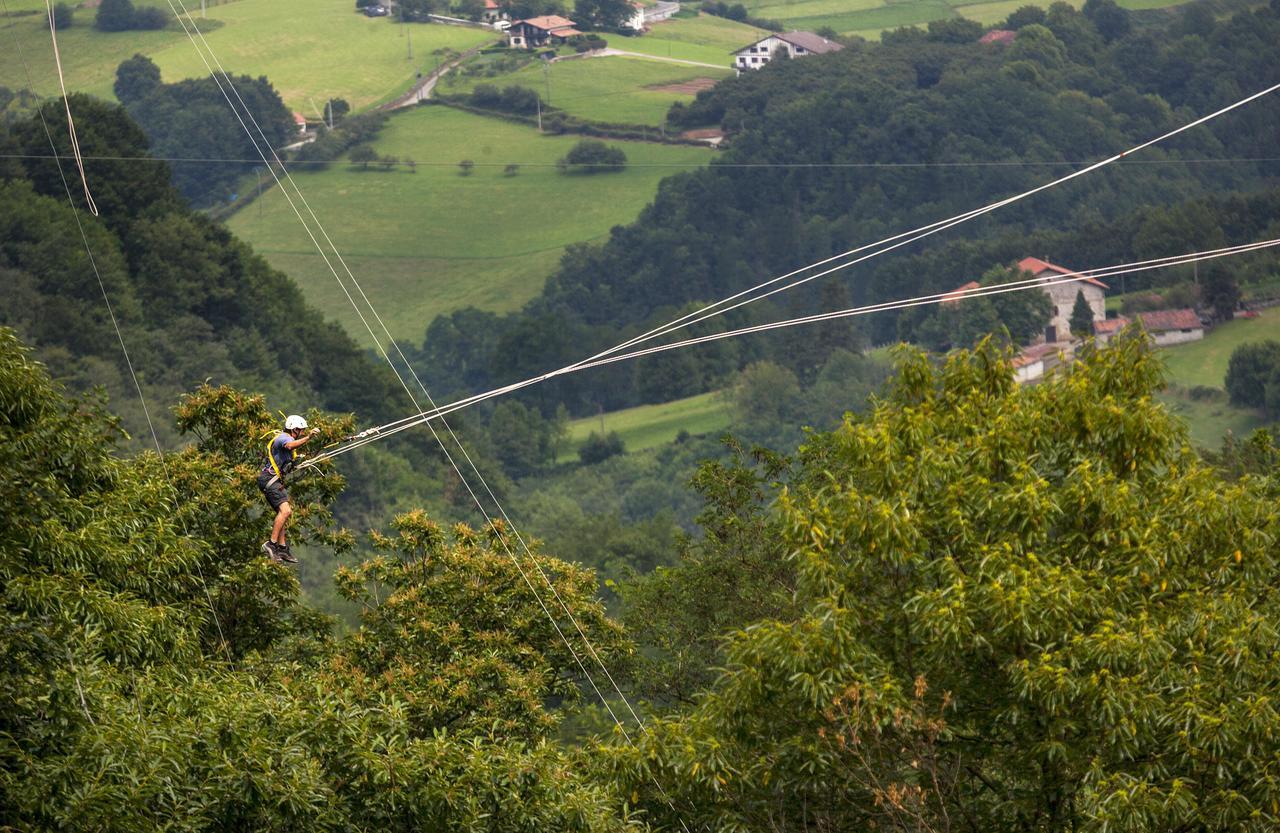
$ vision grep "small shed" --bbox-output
[1135,308,1204,347]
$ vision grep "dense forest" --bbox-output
[6,4,1280,826]
[7,320,1280,829]
[412,0,1280,415]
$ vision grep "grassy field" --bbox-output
[226,105,712,340]
[620,14,770,65]
[1156,390,1265,449]
[0,0,494,112]
[1147,306,1280,447]
[561,390,731,459]
[442,54,731,126]
[1159,306,1280,389]
[739,0,1187,37]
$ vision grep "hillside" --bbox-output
[9,320,1280,830]
[1155,305,1280,446]
[0,0,493,113]
[410,2,1280,422]
[737,0,1194,37]
[441,54,733,126]
[225,104,713,340]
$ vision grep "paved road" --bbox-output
[383,44,487,110]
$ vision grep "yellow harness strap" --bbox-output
[266,434,297,482]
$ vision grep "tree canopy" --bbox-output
[113,55,292,205]
[0,327,635,830]
[612,335,1280,832]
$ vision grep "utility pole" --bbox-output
[407,25,413,60]
[536,95,542,131]
[542,58,551,105]
[201,0,206,18]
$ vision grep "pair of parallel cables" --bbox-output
[23,2,1280,823]
[155,0,1280,772]
[301,73,1280,467]
[157,1,698,826]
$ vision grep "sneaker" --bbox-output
[275,544,298,564]
[261,540,281,561]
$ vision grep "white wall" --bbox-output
[1151,328,1204,347]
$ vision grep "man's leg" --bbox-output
[271,501,292,545]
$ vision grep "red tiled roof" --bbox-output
[484,0,500,8]
[1092,317,1130,335]
[979,29,1016,45]
[1023,341,1069,361]
[1136,308,1202,332]
[1013,342,1068,368]
[514,14,577,30]
[940,280,981,305]
[292,111,307,125]
[1017,256,1109,290]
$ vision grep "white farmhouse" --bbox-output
[624,2,644,31]
[507,14,581,48]
[731,31,843,73]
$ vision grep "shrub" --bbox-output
[1225,340,1280,411]
[131,5,169,28]
[559,138,627,173]
[96,0,168,30]
[469,84,541,115]
[95,0,135,31]
[579,431,625,464]
[1188,385,1224,402]
[459,158,475,175]
[349,144,379,169]
[51,2,74,29]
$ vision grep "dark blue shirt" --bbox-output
[262,432,295,478]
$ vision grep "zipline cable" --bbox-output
[302,79,1280,461]
[5,0,232,664]
[163,7,697,822]
[566,79,1280,377]
[41,0,97,216]
[304,236,1280,463]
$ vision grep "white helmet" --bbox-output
[284,414,308,431]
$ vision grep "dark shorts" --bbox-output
[257,471,290,511]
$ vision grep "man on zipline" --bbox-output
[258,414,318,564]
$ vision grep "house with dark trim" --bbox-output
[731,31,842,72]
[507,15,582,49]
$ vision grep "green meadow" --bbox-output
[1156,390,1265,449]
[442,54,731,126]
[1159,306,1280,390]
[226,105,712,340]
[1141,306,1280,448]
[562,390,731,459]
[0,0,494,112]
[739,0,1187,37]
[618,14,769,65]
